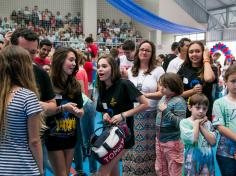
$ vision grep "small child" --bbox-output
[212,64,236,175]
[180,93,217,176]
[155,73,186,176]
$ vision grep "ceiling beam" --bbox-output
[208,4,236,11]
[192,0,226,29]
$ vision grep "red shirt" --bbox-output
[34,57,51,66]
[88,44,98,58]
[84,61,93,83]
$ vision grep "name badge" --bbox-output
[134,102,140,107]
[55,94,62,99]
[183,77,188,84]
[102,103,108,110]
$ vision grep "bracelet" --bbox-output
[121,113,125,121]
[203,60,210,64]
[60,105,64,113]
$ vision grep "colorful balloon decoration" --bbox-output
[210,42,233,62]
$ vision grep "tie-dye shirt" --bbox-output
[180,119,217,176]
[212,96,236,159]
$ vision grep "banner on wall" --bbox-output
[106,0,205,33]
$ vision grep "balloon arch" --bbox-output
[210,42,233,62]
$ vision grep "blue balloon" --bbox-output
[221,45,226,49]
[225,50,231,55]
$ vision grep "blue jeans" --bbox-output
[74,100,97,173]
[216,154,236,176]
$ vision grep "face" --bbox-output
[159,84,175,97]
[188,43,203,67]
[97,58,112,85]
[138,42,152,62]
[18,37,38,59]
[225,73,236,95]
[62,52,76,75]
[189,104,208,119]
[39,45,52,59]
[123,50,135,60]
[180,41,190,54]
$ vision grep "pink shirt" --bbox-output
[76,67,89,96]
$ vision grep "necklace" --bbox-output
[9,90,17,94]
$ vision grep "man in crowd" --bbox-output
[34,39,52,67]
[162,41,179,71]
[119,40,136,78]
[166,37,191,73]
[10,28,56,175]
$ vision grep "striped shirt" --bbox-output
[0,88,42,175]
[156,95,187,142]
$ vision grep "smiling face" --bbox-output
[39,45,51,59]
[63,51,76,75]
[188,43,203,67]
[97,58,112,85]
[138,42,152,63]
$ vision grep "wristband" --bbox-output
[121,113,125,121]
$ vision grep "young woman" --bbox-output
[212,64,236,175]
[96,55,149,176]
[45,47,84,176]
[124,40,165,175]
[0,46,43,175]
[177,41,217,118]
[180,94,216,176]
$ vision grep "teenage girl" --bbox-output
[96,55,149,176]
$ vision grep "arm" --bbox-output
[162,98,186,128]
[28,113,43,175]
[111,95,149,124]
[203,49,215,82]
[216,125,236,142]
[193,120,201,143]
[144,90,163,100]
[200,119,216,145]
[39,99,57,116]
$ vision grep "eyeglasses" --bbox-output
[139,48,152,53]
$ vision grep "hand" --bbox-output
[193,84,202,93]
[63,102,79,114]
[200,116,208,126]
[4,31,13,46]
[159,102,167,112]
[103,113,112,123]
[110,114,123,124]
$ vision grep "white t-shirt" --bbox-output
[128,66,165,110]
[166,56,184,73]
[119,55,134,71]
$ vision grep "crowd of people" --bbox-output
[0,22,236,176]
[0,6,143,53]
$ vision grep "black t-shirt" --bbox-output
[45,92,83,151]
[177,66,217,118]
[162,54,177,71]
[33,64,55,101]
[96,79,142,148]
